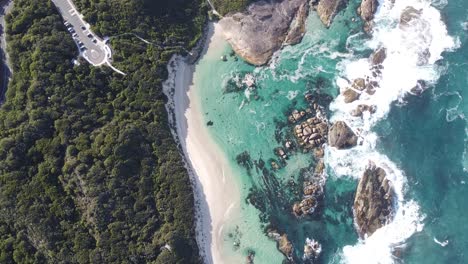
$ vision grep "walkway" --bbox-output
[51,0,125,75]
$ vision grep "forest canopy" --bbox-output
[0,0,206,263]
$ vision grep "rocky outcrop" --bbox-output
[293,196,318,216]
[278,234,294,260]
[328,121,358,149]
[351,104,376,117]
[342,88,360,103]
[284,2,310,45]
[370,47,386,65]
[293,115,328,149]
[316,0,345,27]
[303,238,322,261]
[219,0,309,65]
[353,162,394,238]
[268,230,294,261]
[357,0,378,22]
[341,78,366,103]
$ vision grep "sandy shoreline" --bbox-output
[163,23,241,264]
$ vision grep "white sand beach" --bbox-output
[164,23,241,264]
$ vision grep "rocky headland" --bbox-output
[353,161,394,238]
[219,0,352,66]
[219,0,310,65]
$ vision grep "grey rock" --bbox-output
[358,0,378,22]
[316,0,345,27]
[353,162,394,238]
[328,121,358,149]
[342,88,360,103]
[284,1,310,45]
[219,0,309,66]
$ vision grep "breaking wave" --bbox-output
[325,0,458,263]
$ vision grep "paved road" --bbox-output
[52,0,108,66]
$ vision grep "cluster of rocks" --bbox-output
[286,92,330,153]
[267,229,323,263]
[353,161,395,238]
[340,47,388,117]
[292,160,326,217]
[293,117,329,149]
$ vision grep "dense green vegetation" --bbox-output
[211,0,251,15]
[0,0,206,263]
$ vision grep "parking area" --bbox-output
[51,0,108,66]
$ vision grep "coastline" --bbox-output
[163,23,241,264]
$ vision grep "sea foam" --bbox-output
[325,0,457,263]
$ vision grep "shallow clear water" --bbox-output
[191,0,468,262]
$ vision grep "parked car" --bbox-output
[87,34,93,38]
[93,39,97,43]
[81,26,86,30]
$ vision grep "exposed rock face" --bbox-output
[316,0,345,27]
[219,0,309,65]
[284,2,310,45]
[353,162,394,238]
[358,0,378,22]
[328,121,358,149]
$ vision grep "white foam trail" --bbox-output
[325,0,457,263]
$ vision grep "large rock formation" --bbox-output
[316,0,345,27]
[219,0,309,65]
[353,162,394,238]
[357,0,378,22]
[284,1,310,45]
[328,121,358,149]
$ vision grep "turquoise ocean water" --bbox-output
[191,0,468,262]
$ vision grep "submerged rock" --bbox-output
[350,104,376,117]
[316,0,345,27]
[328,121,358,149]
[220,0,309,65]
[400,6,422,28]
[303,238,322,261]
[353,161,394,238]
